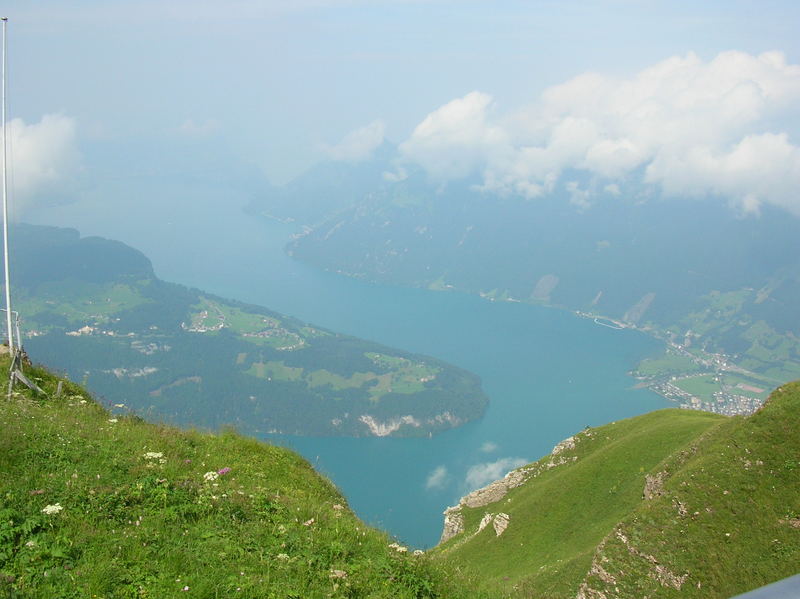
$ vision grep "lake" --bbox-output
[30,181,667,547]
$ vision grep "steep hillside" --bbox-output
[0,356,485,598]
[10,224,487,437]
[434,385,800,598]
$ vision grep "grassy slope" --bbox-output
[577,381,800,599]
[0,357,484,599]
[436,384,800,598]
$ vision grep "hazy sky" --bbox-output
[6,1,800,214]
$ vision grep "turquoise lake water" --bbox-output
[33,184,668,548]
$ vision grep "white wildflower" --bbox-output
[108,418,118,423]
[203,471,218,482]
[42,503,63,515]
[329,569,347,579]
[276,553,289,560]
[302,518,315,527]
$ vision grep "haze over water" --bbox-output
[33,187,667,547]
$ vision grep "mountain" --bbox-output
[0,357,485,598]
[431,382,800,598]
[9,224,487,437]
[245,142,398,226]
[247,164,800,414]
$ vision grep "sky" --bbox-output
[5,0,800,217]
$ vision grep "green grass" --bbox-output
[302,356,440,402]
[580,381,800,598]
[20,281,151,330]
[0,357,486,599]
[634,351,700,378]
[435,383,800,598]
[435,409,724,597]
[675,375,722,402]
[246,360,304,382]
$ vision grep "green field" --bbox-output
[247,360,304,382]
[675,374,722,402]
[634,351,700,378]
[21,282,151,329]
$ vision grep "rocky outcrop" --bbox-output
[552,435,576,455]
[440,505,465,544]
[643,470,666,500]
[358,414,420,436]
[439,431,588,546]
[492,512,510,536]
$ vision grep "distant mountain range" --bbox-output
[9,223,487,437]
[247,153,800,412]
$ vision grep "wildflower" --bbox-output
[203,471,219,482]
[108,418,118,424]
[413,549,424,556]
[42,503,63,515]
[217,467,231,476]
[329,569,347,579]
[29,489,45,496]
[276,553,289,560]
[302,518,315,527]
[388,542,407,553]
[143,452,164,460]
[332,503,343,511]
[114,403,126,408]
[182,586,189,591]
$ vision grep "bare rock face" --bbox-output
[552,435,576,455]
[478,513,494,533]
[461,466,534,509]
[492,512,510,536]
[440,505,465,544]
[643,471,667,500]
[438,430,589,546]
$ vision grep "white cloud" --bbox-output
[399,91,507,179]
[479,441,498,453]
[399,51,800,215]
[425,465,449,490]
[465,456,527,491]
[324,120,386,162]
[5,114,79,205]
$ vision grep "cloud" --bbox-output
[479,441,498,453]
[398,51,800,215]
[399,92,507,179]
[324,120,386,162]
[425,465,449,490]
[5,114,79,205]
[465,456,528,491]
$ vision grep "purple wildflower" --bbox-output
[218,467,231,476]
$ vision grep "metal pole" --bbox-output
[1,17,13,356]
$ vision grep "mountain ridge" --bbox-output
[431,383,800,598]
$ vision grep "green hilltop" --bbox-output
[432,383,800,598]
[0,356,485,598]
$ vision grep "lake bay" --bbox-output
[32,185,667,547]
